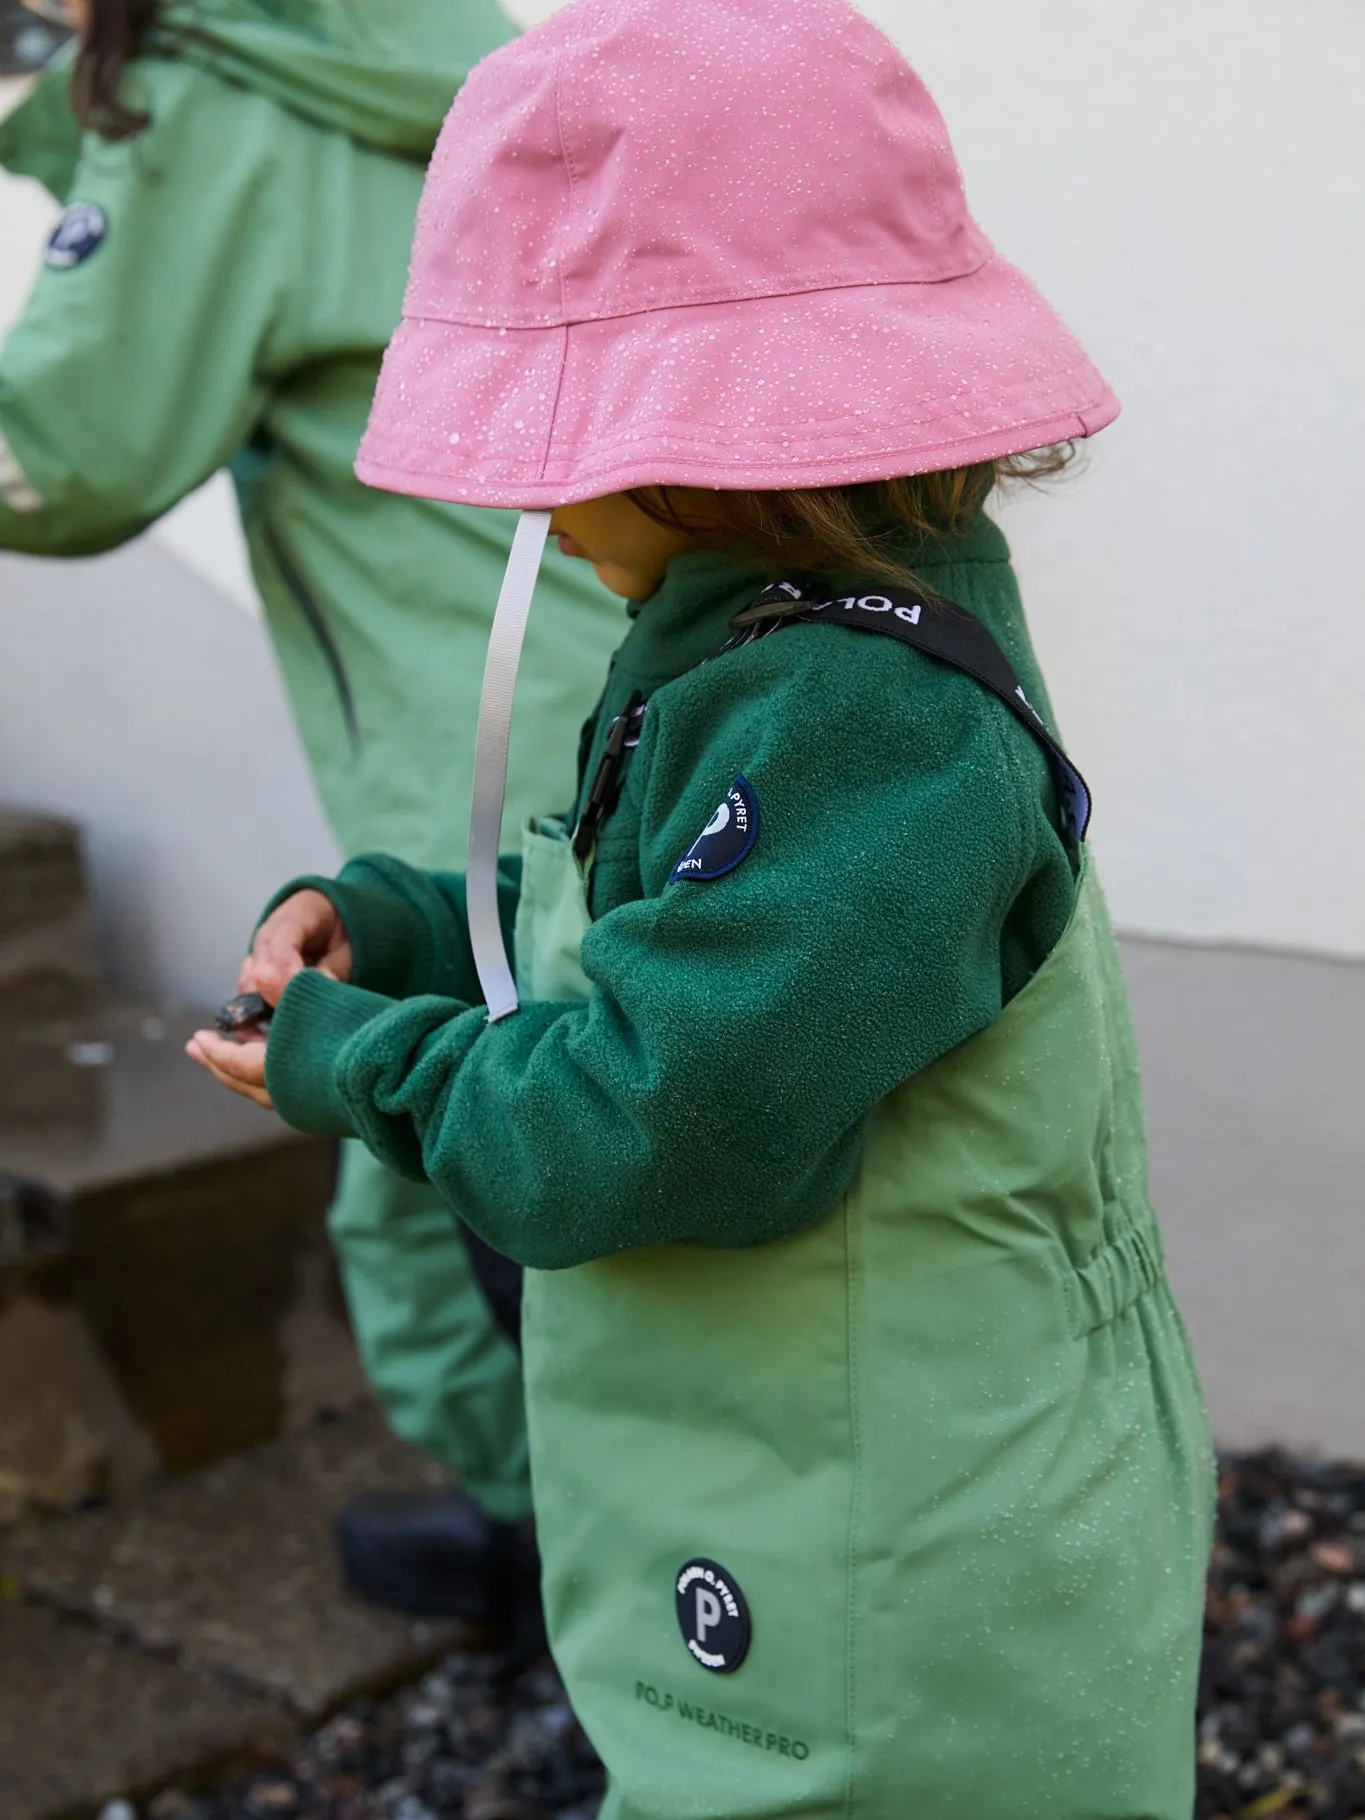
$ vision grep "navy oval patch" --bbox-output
[676,1558,751,1674]
[669,776,758,883]
[44,202,108,270]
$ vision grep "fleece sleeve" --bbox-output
[0,66,288,555]
[256,853,522,1004]
[263,629,1069,1270]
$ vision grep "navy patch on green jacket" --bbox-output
[45,203,107,270]
[670,777,758,883]
[676,1558,751,1673]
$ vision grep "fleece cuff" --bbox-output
[256,873,427,999]
[265,968,396,1138]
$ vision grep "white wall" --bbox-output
[853,0,1365,958]
[0,541,342,1001]
[3,0,1365,998]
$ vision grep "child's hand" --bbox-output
[186,1023,273,1109]
[185,890,353,1112]
[241,889,353,1001]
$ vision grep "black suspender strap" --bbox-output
[726,580,1092,840]
[569,577,1093,862]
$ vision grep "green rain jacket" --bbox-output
[0,0,624,864]
[0,0,624,1523]
[258,523,1214,1818]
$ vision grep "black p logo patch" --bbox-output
[676,1558,751,1674]
[669,777,758,884]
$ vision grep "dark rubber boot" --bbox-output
[334,1488,541,1646]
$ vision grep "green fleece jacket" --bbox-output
[261,515,1079,1268]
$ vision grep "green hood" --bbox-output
[0,0,512,188]
[149,0,514,157]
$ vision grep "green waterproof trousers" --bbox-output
[509,812,1214,1819]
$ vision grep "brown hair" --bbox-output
[631,446,1075,589]
[70,0,160,141]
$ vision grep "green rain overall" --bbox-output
[255,526,1215,1814]
[509,602,1213,1819]
[0,5,624,1519]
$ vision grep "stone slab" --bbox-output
[0,808,98,1019]
[0,809,83,923]
[0,1598,294,1820]
[39,1137,349,1477]
[0,1297,158,1521]
[2,1405,462,1719]
[0,999,362,1500]
[0,1001,310,1193]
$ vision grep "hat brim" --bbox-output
[356,254,1118,508]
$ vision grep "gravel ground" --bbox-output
[108,1650,605,1820]
[101,1449,1365,1820]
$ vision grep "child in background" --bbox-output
[1,0,626,1625]
[191,0,1215,1813]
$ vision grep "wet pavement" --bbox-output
[0,1407,462,1820]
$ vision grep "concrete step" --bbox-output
[0,999,365,1518]
[0,810,100,1023]
[0,1599,295,1820]
[0,1405,465,1820]
[1,1402,463,1718]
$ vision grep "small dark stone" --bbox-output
[215,992,273,1036]
[421,1757,482,1807]
[243,1782,300,1816]
[147,1795,199,1820]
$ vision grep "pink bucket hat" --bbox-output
[357,0,1118,509]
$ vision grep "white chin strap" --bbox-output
[467,509,552,1022]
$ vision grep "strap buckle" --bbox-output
[572,691,647,861]
[729,580,811,629]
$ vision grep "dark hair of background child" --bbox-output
[70,0,158,140]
